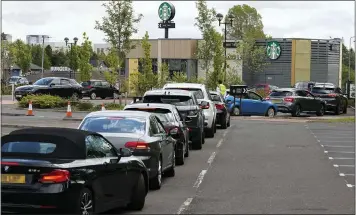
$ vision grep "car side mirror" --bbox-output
[185,116,192,122]
[119,147,132,157]
[49,83,55,87]
[200,101,209,109]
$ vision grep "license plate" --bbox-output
[1,174,26,184]
[271,99,282,104]
[15,94,22,98]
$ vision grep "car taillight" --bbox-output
[169,127,180,135]
[39,169,70,183]
[1,162,19,166]
[215,104,224,110]
[87,85,92,88]
[125,141,150,150]
[327,93,337,97]
[265,97,270,100]
[284,97,294,103]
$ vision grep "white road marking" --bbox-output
[318,140,354,143]
[329,157,355,160]
[339,173,355,176]
[177,198,193,215]
[334,164,355,167]
[323,145,354,148]
[346,184,355,188]
[216,139,223,148]
[324,151,354,154]
[193,170,207,188]
[316,136,355,139]
[207,152,216,164]
[223,130,228,137]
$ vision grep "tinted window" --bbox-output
[155,118,166,133]
[210,93,222,102]
[296,90,308,97]
[149,118,159,135]
[82,81,90,86]
[270,91,293,97]
[311,87,335,94]
[60,79,70,85]
[93,81,102,87]
[125,108,175,123]
[102,81,110,87]
[248,92,262,100]
[165,88,204,99]
[70,79,79,85]
[9,77,20,82]
[34,78,54,85]
[143,95,194,106]
[80,116,146,134]
[2,142,56,154]
[85,135,116,158]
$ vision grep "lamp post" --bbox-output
[64,37,78,79]
[347,36,355,99]
[1,33,7,82]
[41,35,50,78]
[216,13,234,82]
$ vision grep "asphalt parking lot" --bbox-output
[1,115,354,214]
[306,122,355,187]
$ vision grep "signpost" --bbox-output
[158,2,176,39]
[229,85,248,116]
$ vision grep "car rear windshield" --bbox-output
[2,142,56,154]
[270,91,293,97]
[165,88,204,99]
[143,95,194,106]
[125,108,174,123]
[79,116,146,134]
[311,87,335,94]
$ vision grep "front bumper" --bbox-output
[275,103,294,113]
[321,98,338,110]
[14,91,33,100]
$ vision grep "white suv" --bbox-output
[163,83,217,138]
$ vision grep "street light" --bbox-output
[216,13,234,82]
[64,37,78,78]
[41,35,50,78]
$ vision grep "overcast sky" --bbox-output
[2,1,355,48]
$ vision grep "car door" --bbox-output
[155,116,174,170]
[336,87,347,107]
[173,108,189,143]
[149,116,165,163]
[59,79,73,98]
[47,78,61,96]
[247,92,265,114]
[101,81,112,98]
[295,90,309,111]
[305,91,320,112]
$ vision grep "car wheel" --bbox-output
[149,158,162,190]
[334,104,341,115]
[72,92,79,101]
[292,104,301,117]
[265,107,276,118]
[192,132,203,150]
[90,92,96,100]
[113,93,119,99]
[165,151,175,177]
[220,115,228,129]
[205,126,214,138]
[175,142,185,165]
[316,104,325,116]
[232,106,240,116]
[76,188,94,215]
[343,104,348,114]
[213,121,217,133]
[227,116,231,127]
[202,131,205,144]
[127,174,146,211]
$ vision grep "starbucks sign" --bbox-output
[158,2,175,21]
[266,41,281,60]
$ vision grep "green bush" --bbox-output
[91,103,124,111]
[75,101,94,111]
[1,86,12,95]
[18,95,66,109]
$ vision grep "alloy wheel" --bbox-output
[90,92,96,100]
[72,93,79,101]
[296,106,301,116]
[157,159,162,185]
[81,192,93,215]
[233,107,240,116]
[267,108,275,117]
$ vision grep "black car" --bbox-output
[1,127,148,214]
[124,103,190,165]
[14,77,83,101]
[267,88,326,117]
[142,89,205,150]
[78,110,176,190]
[310,83,348,115]
[210,91,231,129]
[81,80,119,100]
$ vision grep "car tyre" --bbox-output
[72,92,79,101]
[192,132,203,150]
[316,104,325,116]
[227,116,231,127]
[265,107,276,118]
[213,121,217,133]
[232,106,240,116]
[220,116,228,129]
[334,104,341,115]
[291,104,301,117]
[90,92,96,100]
[100,97,106,99]
[202,131,205,144]
[127,174,146,211]
[205,126,214,138]
[176,143,185,165]
[343,104,348,114]
[75,188,94,215]
[149,158,162,190]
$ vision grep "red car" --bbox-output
[254,84,279,95]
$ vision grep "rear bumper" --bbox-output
[215,112,226,124]
[188,127,201,142]
[322,99,338,110]
[203,110,214,128]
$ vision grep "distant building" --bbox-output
[93,43,111,54]
[45,42,68,51]
[26,35,50,45]
[3,34,12,42]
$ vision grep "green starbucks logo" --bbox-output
[266,41,281,60]
[158,2,175,21]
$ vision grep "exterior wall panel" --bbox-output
[294,40,311,83]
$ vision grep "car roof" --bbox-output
[39,77,68,80]
[144,89,193,97]
[209,91,219,95]
[164,83,205,89]
[125,103,176,111]
[314,83,335,88]
[273,88,295,92]
[85,110,152,118]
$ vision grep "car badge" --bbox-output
[4,166,9,172]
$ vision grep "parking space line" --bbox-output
[329,157,354,160]
[322,145,354,148]
[324,151,355,154]
[177,198,193,215]
[207,152,216,164]
[333,164,355,167]
[193,170,207,188]
[216,139,223,148]
[321,140,355,143]
[339,173,355,176]
[346,184,355,188]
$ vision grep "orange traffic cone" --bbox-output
[26,100,34,116]
[101,103,106,111]
[66,101,72,118]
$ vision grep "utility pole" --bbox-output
[41,35,50,78]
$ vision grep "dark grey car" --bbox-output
[78,110,176,190]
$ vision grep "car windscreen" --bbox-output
[33,78,54,86]
[311,87,335,94]
[79,116,146,135]
[270,91,293,97]
[125,108,175,123]
[165,88,204,99]
[2,142,56,154]
[143,95,194,106]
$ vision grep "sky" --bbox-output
[2,1,355,49]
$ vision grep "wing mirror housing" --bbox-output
[49,83,55,87]
[200,101,210,109]
[119,147,132,157]
[168,127,179,136]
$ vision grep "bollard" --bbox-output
[11,84,15,101]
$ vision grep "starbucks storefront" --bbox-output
[242,38,343,88]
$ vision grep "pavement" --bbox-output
[1,115,354,214]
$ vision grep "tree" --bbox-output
[225,65,244,87]
[171,71,188,83]
[206,30,225,89]
[67,45,79,74]
[11,39,32,73]
[158,62,170,88]
[104,47,120,102]
[95,0,143,65]
[342,44,355,88]
[30,44,51,70]
[51,49,69,66]
[78,32,93,82]
[1,36,13,80]
[140,31,156,91]
[45,45,53,66]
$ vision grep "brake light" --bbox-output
[327,93,337,97]
[215,104,224,110]
[87,85,92,89]
[265,97,270,100]
[284,97,294,103]
[1,162,19,166]
[125,141,150,150]
[39,169,70,183]
[169,127,180,135]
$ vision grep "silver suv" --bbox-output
[163,83,217,138]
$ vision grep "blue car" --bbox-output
[224,91,278,117]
